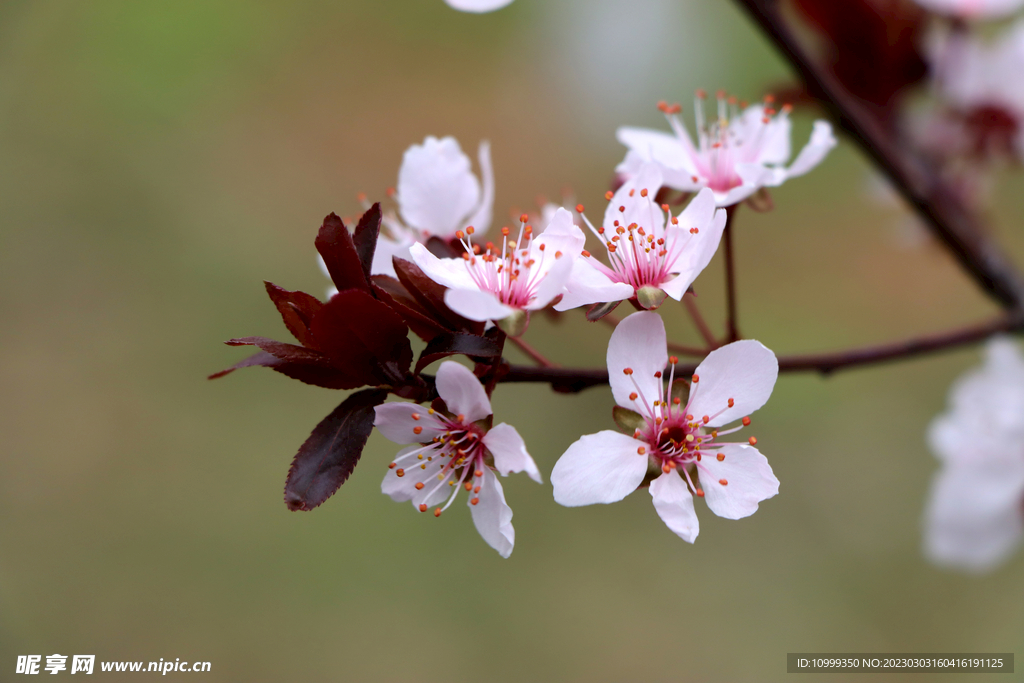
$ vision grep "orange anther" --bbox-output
[470,497,479,506]
[629,392,638,401]
[396,469,405,477]
[465,481,473,491]
[456,414,465,423]
[764,94,775,103]
[719,478,728,486]
[411,413,420,421]
[555,251,563,259]
[475,470,483,478]
[728,398,734,407]
[672,397,681,405]
[742,416,751,426]
[696,89,707,99]
[519,213,529,223]
[605,191,614,200]
[581,249,591,258]
[628,189,635,197]
[696,453,702,461]
[434,508,442,517]
[717,454,725,462]
[618,205,626,213]
[467,226,475,235]
[419,503,427,512]
[386,187,396,197]
[415,482,425,490]
[473,485,481,493]
[388,463,397,469]
[640,188,648,197]
[455,230,465,239]
[669,356,678,365]
[657,99,669,112]
[749,436,758,446]
[623,368,634,375]
[702,415,710,424]
[695,488,705,497]
[501,227,510,236]
[691,374,700,383]
[638,446,646,455]
[413,426,422,435]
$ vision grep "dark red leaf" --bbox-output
[415,332,503,373]
[284,388,387,511]
[315,213,369,294]
[425,236,459,259]
[352,203,382,282]
[223,336,375,389]
[371,275,449,342]
[226,336,330,364]
[263,282,323,348]
[392,257,484,335]
[310,289,413,385]
[208,351,280,380]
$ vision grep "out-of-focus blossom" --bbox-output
[409,208,585,335]
[928,22,1024,160]
[445,0,515,12]
[550,311,780,543]
[913,0,1024,19]
[376,361,541,557]
[924,337,1024,572]
[616,94,836,207]
[555,166,725,312]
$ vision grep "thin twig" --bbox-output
[683,293,718,349]
[723,206,740,342]
[666,341,708,357]
[730,0,1024,310]
[508,335,557,367]
[499,315,1021,391]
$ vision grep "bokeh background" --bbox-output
[2,0,1023,680]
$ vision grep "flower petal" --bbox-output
[435,360,491,423]
[464,140,495,234]
[779,120,836,182]
[445,287,517,322]
[924,461,1024,572]
[603,164,665,239]
[616,126,697,174]
[469,468,515,558]
[607,311,668,414]
[554,258,634,311]
[551,431,648,506]
[381,446,453,509]
[374,402,446,444]
[660,199,727,300]
[650,470,700,542]
[689,339,778,427]
[370,235,413,278]
[409,242,477,290]
[397,136,480,237]
[483,422,542,483]
[697,443,779,520]
[527,251,576,311]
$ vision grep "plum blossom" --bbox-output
[550,311,780,543]
[375,361,541,558]
[616,94,836,206]
[913,0,1024,18]
[924,337,1024,572]
[410,208,585,335]
[445,0,515,11]
[554,165,726,312]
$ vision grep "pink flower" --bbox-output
[375,361,541,557]
[924,338,1024,572]
[445,0,515,11]
[410,208,585,334]
[616,94,836,206]
[913,0,1024,18]
[550,311,779,543]
[555,165,726,311]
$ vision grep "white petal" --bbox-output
[675,187,716,229]
[527,252,576,311]
[689,340,778,427]
[435,360,492,422]
[409,243,477,290]
[397,136,480,237]
[381,446,453,509]
[924,461,1024,572]
[650,470,700,543]
[698,443,779,520]
[616,126,697,174]
[483,423,542,483]
[755,111,792,165]
[374,402,446,444]
[913,0,1024,18]
[659,202,727,300]
[606,311,668,414]
[464,141,495,234]
[445,287,517,322]
[370,236,412,278]
[446,0,515,11]
[551,431,648,506]
[603,164,665,238]
[553,258,634,311]
[780,120,837,182]
[469,469,515,558]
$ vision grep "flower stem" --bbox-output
[683,293,718,349]
[508,335,557,367]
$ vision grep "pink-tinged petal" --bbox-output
[528,252,576,311]
[409,243,477,290]
[603,164,665,237]
[483,422,542,483]
[397,136,480,237]
[374,402,446,444]
[924,461,1024,572]
[660,203,727,300]
[446,0,515,11]
[464,141,494,235]
[469,469,515,558]
[551,431,648,506]
[381,446,451,508]
[537,208,585,252]
[607,311,668,413]
[913,0,1024,18]
[435,360,491,423]
[779,121,836,182]
[650,470,700,543]
[616,126,697,175]
[616,150,701,193]
[755,111,793,165]
[370,236,413,278]
[698,443,779,520]
[553,259,634,311]
[689,340,778,427]
[445,287,517,322]
[675,187,716,230]
[714,183,761,208]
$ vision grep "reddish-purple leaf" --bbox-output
[415,332,503,373]
[208,351,280,379]
[223,336,375,389]
[284,388,387,511]
[263,282,323,348]
[352,203,382,282]
[392,257,484,335]
[371,275,448,342]
[315,213,369,294]
[309,289,413,384]
[226,336,330,364]
[425,236,459,259]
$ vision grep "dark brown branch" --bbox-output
[730,0,1024,310]
[499,316,1022,391]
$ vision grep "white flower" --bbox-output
[410,208,585,334]
[616,94,836,207]
[445,0,515,12]
[913,0,1024,18]
[554,165,726,312]
[550,311,780,543]
[924,338,1024,572]
[375,361,541,558]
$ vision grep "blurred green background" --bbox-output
[2,0,1022,680]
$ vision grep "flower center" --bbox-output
[454,217,558,308]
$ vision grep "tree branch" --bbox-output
[723,206,740,342]
[730,0,1024,310]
